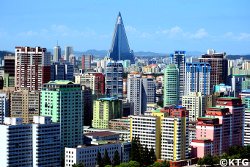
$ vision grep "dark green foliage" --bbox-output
[102,149,111,166]
[96,151,103,167]
[149,147,157,164]
[113,150,121,166]
[161,160,170,167]
[142,145,150,166]
[72,163,85,167]
[197,145,250,166]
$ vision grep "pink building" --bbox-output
[191,97,244,158]
[205,107,232,153]
[191,117,222,158]
[216,97,244,146]
[191,139,212,158]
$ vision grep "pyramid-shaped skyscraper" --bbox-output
[108,12,135,64]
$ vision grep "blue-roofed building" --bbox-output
[185,62,211,95]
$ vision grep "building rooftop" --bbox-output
[98,97,119,101]
[85,131,119,137]
[48,80,74,85]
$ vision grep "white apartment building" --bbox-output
[65,141,131,167]
[244,109,250,145]
[129,115,161,158]
[32,116,61,167]
[127,73,156,115]
[161,117,189,161]
[182,92,206,122]
[0,116,61,167]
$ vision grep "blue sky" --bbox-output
[0,0,250,54]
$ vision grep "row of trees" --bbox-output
[130,136,157,166]
[197,145,250,166]
[96,149,121,167]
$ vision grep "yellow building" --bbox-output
[130,106,189,161]
[92,97,122,129]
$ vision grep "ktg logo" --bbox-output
[220,159,249,166]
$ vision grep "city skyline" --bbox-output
[0,0,250,54]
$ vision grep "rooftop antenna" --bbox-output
[56,40,58,46]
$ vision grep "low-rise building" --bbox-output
[65,141,131,167]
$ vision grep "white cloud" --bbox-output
[189,28,208,39]
[238,33,250,40]
[223,32,250,41]
[125,25,137,33]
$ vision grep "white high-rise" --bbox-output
[127,73,156,115]
[65,46,73,62]
[53,45,61,62]
[0,116,61,167]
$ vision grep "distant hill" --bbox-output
[0,51,14,59]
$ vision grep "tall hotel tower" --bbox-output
[108,12,135,64]
[15,46,51,90]
[53,45,61,62]
[185,62,211,95]
[199,49,228,93]
[164,64,179,106]
[170,51,186,101]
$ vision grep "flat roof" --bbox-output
[85,131,119,137]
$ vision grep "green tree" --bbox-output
[102,149,111,166]
[161,160,170,167]
[96,151,103,167]
[151,162,162,167]
[118,162,129,167]
[72,163,85,167]
[104,165,112,167]
[113,150,121,166]
[130,136,141,163]
[149,147,157,164]
[142,145,150,166]
[128,161,140,167]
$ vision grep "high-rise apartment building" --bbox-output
[53,45,61,62]
[130,106,189,161]
[40,80,83,149]
[182,92,206,122]
[82,55,93,71]
[92,97,122,129]
[65,46,73,62]
[50,62,74,81]
[82,86,93,126]
[0,93,9,123]
[191,97,244,158]
[10,88,40,123]
[15,46,51,90]
[105,62,123,99]
[216,97,244,146]
[199,49,228,93]
[163,64,179,106]
[170,51,186,101]
[108,12,135,63]
[32,116,61,167]
[75,72,105,96]
[3,55,15,87]
[127,73,156,115]
[185,62,211,95]
[244,97,250,145]
[0,117,61,167]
